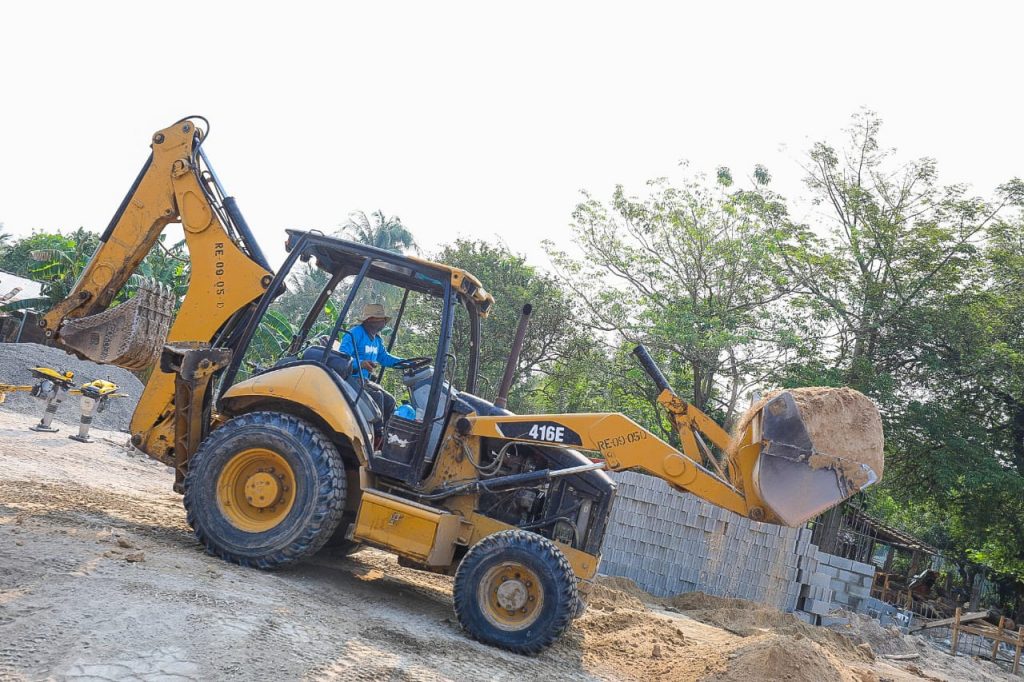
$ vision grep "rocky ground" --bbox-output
[0,408,1016,681]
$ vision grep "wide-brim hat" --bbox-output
[359,302,391,322]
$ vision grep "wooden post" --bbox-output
[1013,625,1023,674]
[991,616,1006,662]
[883,545,895,573]
[951,607,961,656]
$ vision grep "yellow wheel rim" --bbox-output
[216,448,296,532]
[478,562,544,631]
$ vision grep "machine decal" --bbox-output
[496,421,583,446]
[596,429,649,452]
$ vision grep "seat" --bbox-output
[300,346,382,426]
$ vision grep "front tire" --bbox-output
[184,411,346,568]
[453,530,578,655]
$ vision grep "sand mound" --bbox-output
[589,576,650,611]
[568,604,724,681]
[668,592,873,662]
[707,634,862,682]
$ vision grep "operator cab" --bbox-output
[221,230,494,485]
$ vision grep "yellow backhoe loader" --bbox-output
[38,117,884,653]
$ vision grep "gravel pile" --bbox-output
[0,343,145,432]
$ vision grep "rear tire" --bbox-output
[453,530,577,654]
[184,411,346,569]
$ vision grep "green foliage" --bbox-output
[554,165,795,427]
[777,111,1024,598]
[0,228,101,304]
[0,228,191,309]
[428,239,590,413]
[339,210,416,253]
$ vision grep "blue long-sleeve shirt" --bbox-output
[339,324,403,379]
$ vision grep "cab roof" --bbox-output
[284,230,494,315]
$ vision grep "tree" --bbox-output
[778,112,1024,599]
[554,165,796,429]
[776,110,1022,396]
[0,228,101,306]
[423,239,589,413]
[339,210,416,254]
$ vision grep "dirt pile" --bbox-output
[582,578,1012,681]
[667,591,874,663]
[0,342,144,431]
[707,634,860,682]
[569,577,734,680]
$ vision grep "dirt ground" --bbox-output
[0,409,1015,681]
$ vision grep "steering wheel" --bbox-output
[391,356,433,373]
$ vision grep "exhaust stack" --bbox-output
[494,304,532,409]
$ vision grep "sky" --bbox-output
[0,2,1021,271]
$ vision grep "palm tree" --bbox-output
[339,210,417,254]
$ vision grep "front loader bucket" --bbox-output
[58,280,175,371]
[751,388,884,527]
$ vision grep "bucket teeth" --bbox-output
[58,279,175,370]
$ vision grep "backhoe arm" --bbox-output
[41,118,274,463]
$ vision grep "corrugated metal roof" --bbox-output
[0,270,44,303]
[851,508,939,554]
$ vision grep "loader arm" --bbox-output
[41,118,274,462]
[462,411,765,521]
[461,345,883,527]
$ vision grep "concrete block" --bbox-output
[829,555,853,571]
[858,597,896,618]
[654,574,668,593]
[808,572,831,589]
[848,584,870,599]
[850,560,875,577]
[820,615,850,628]
[793,610,818,625]
[802,597,831,616]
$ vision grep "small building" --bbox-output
[0,270,46,343]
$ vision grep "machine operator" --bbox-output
[339,303,405,425]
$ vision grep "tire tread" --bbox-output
[453,529,577,655]
[183,411,346,569]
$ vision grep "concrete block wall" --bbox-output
[600,472,808,611]
[599,472,878,623]
[814,551,875,614]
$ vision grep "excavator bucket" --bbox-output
[749,388,884,527]
[58,279,175,371]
